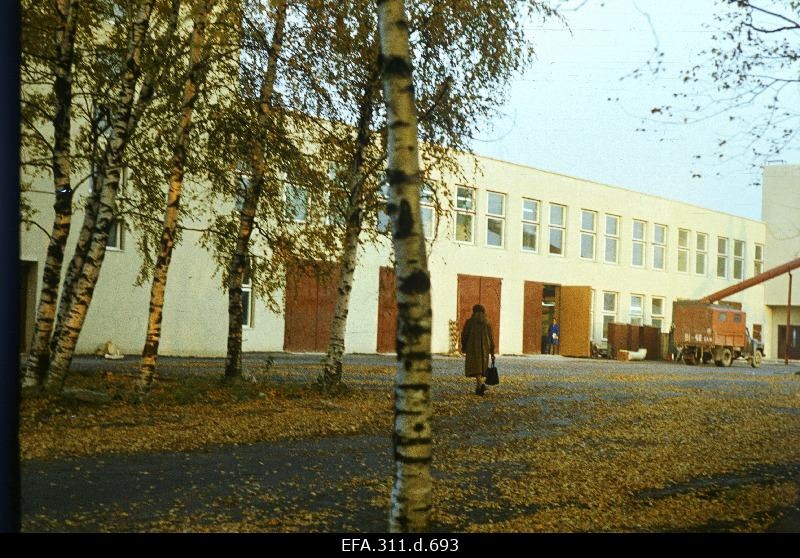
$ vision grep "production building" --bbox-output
[19,157,799,360]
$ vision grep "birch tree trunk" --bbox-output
[44,0,157,394]
[139,0,215,394]
[321,84,377,391]
[224,0,287,378]
[23,0,81,388]
[377,0,433,533]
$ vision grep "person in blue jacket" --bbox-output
[548,318,560,355]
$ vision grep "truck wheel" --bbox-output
[721,348,733,367]
[682,347,698,365]
[750,350,762,369]
[703,352,713,364]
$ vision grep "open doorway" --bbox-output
[541,284,559,354]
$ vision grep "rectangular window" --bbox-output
[632,219,646,267]
[604,215,619,264]
[678,228,690,273]
[521,198,539,252]
[376,180,391,233]
[630,294,643,325]
[455,186,475,243]
[717,237,729,279]
[486,191,505,248]
[653,224,666,270]
[549,204,565,255]
[242,262,254,328]
[420,184,435,239]
[733,240,745,280]
[754,243,764,275]
[602,291,617,339]
[285,184,308,222]
[580,210,596,260]
[651,297,665,330]
[107,219,125,250]
[696,232,708,276]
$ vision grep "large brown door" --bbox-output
[376,266,397,353]
[523,281,543,354]
[778,325,800,360]
[19,261,37,354]
[284,262,341,352]
[457,274,502,351]
[559,285,592,357]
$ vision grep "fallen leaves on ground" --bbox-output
[20,362,800,532]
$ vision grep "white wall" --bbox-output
[21,154,773,358]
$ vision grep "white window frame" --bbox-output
[580,209,596,260]
[629,294,644,325]
[242,262,254,328]
[454,185,475,244]
[521,198,539,253]
[106,219,125,251]
[677,228,690,273]
[485,191,505,248]
[284,184,308,223]
[696,232,708,276]
[605,214,619,264]
[652,223,666,271]
[632,219,646,268]
[420,183,435,240]
[651,296,665,331]
[602,291,618,340]
[754,243,764,276]
[548,203,566,256]
[733,239,745,280]
[717,236,729,279]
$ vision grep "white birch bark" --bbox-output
[377,0,434,533]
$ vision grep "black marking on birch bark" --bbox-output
[394,199,414,239]
[392,453,432,465]
[379,53,412,78]
[399,270,430,295]
[395,436,431,447]
[395,382,430,391]
[386,168,412,187]
[54,187,73,212]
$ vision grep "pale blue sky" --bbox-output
[473,0,799,220]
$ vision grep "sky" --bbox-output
[472,0,800,221]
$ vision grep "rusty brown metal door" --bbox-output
[284,262,341,352]
[523,281,543,354]
[457,274,502,352]
[559,285,592,357]
[376,266,397,353]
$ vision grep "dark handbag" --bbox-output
[485,356,499,385]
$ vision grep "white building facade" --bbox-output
[20,158,798,360]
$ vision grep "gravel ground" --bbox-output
[20,353,800,533]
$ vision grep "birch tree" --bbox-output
[223,0,288,379]
[377,0,432,533]
[138,0,217,393]
[21,0,82,387]
[45,0,165,393]
[318,1,557,391]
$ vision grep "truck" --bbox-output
[673,301,764,368]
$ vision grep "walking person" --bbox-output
[461,304,495,396]
[548,318,560,355]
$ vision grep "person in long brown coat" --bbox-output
[461,304,495,396]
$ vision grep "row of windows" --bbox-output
[677,228,763,280]
[454,186,764,279]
